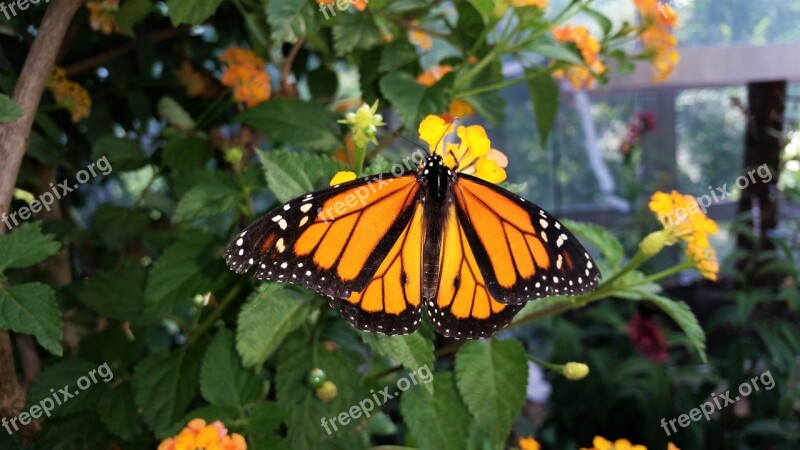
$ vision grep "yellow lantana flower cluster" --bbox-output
[158,419,246,450]
[48,67,91,123]
[648,190,720,280]
[551,25,607,90]
[634,0,680,82]
[219,47,271,108]
[418,115,508,184]
[409,20,432,51]
[85,0,120,35]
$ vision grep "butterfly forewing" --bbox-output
[224,173,420,299]
[452,174,601,304]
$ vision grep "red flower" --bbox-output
[627,313,668,362]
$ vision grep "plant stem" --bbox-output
[637,260,694,285]
[188,282,245,346]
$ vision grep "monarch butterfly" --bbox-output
[225,125,600,339]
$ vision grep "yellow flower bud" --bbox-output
[563,362,589,380]
[329,171,357,186]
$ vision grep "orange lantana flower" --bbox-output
[219,47,271,108]
[550,25,606,89]
[158,419,246,450]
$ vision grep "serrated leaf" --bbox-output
[0,222,60,272]
[267,0,308,42]
[258,149,344,202]
[454,340,527,445]
[275,337,361,448]
[0,283,62,355]
[400,372,472,450]
[634,292,707,363]
[379,72,450,129]
[173,180,241,223]
[361,333,434,394]
[28,359,106,417]
[165,0,223,25]
[92,135,148,172]
[133,345,205,432]
[75,260,145,321]
[236,284,317,367]
[144,232,232,313]
[158,96,195,130]
[163,135,214,172]
[238,99,342,151]
[0,93,23,123]
[98,382,140,441]
[201,329,262,409]
[560,218,624,269]
[333,13,383,55]
[379,40,419,72]
[527,70,559,146]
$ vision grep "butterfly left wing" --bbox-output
[451,174,601,304]
[427,205,524,339]
[224,173,420,299]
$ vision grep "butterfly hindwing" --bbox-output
[451,174,601,304]
[328,203,425,335]
[427,205,524,339]
[224,173,420,299]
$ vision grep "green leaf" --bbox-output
[0,93,23,123]
[92,135,148,172]
[379,40,420,73]
[98,382,140,441]
[144,232,232,313]
[455,339,528,445]
[400,372,473,450]
[258,149,344,202]
[92,204,150,249]
[133,345,205,432]
[333,13,383,55]
[0,222,60,272]
[238,99,342,151]
[583,7,612,37]
[75,260,145,321]
[361,333,434,394]
[634,292,707,363]
[246,401,290,438]
[163,135,214,172]
[267,0,309,42]
[464,92,505,126]
[201,329,262,409]
[173,179,242,223]
[532,42,585,66]
[28,359,106,417]
[466,0,493,21]
[379,71,450,129]
[116,0,153,36]
[526,70,559,146]
[165,0,223,25]
[236,284,317,367]
[0,283,62,355]
[559,219,624,269]
[158,97,195,130]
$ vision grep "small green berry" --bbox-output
[307,368,327,389]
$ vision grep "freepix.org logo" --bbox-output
[0,0,51,21]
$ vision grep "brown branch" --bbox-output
[64,25,191,77]
[279,37,305,97]
[0,0,83,442]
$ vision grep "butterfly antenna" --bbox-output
[392,130,427,153]
[448,148,461,171]
[433,117,459,155]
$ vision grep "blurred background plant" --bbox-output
[0,0,798,449]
